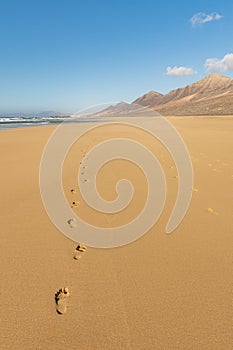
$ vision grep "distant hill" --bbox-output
[91,102,148,117]
[133,73,233,115]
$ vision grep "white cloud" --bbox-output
[166,66,197,76]
[190,12,223,27]
[205,53,233,72]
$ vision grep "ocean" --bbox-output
[0,116,100,130]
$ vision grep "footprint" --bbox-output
[71,201,80,208]
[206,207,219,215]
[68,218,77,228]
[73,244,87,260]
[82,179,88,183]
[55,287,70,314]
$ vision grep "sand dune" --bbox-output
[0,117,232,349]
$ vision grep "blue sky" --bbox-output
[0,0,233,113]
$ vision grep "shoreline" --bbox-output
[1,114,233,131]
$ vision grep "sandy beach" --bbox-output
[0,117,232,349]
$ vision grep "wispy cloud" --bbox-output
[190,12,223,27]
[166,66,197,77]
[205,53,233,72]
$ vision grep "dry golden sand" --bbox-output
[0,117,232,349]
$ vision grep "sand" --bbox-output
[0,117,232,349]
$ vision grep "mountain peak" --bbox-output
[189,73,233,93]
[133,90,163,106]
[197,73,233,88]
[203,72,231,80]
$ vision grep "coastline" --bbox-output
[1,114,233,131]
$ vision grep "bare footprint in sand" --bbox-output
[68,218,77,228]
[71,201,80,208]
[206,207,219,215]
[73,244,87,260]
[55,287,70,314]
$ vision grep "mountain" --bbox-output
[133,73,233,115]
